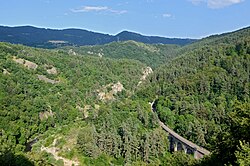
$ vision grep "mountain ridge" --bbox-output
[0,26,249,165]
[0,25,196,48]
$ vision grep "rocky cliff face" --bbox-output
[138,67,153,86]
[97,81,124,101]
[13,56,38,70]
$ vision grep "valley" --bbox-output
[0,26,249,166]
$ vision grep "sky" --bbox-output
[0,0,249,38]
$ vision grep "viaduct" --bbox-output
[159,121,210,159]
[150,101,210,159]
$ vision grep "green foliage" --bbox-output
[0,42,146,157]
[1,26,250,165]
[0,150,34,166]
[235,141,250,166]
[161,152,197,166]
[77,125,100,158]
[0,41,172,165]
[44,136,54,147]
[205,100,250,165]
[76,100,169,164]
[60,41,180,69]
[136,27,250,165]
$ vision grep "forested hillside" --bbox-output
[60,41,180,68]
[0,26,195,48]
[136,26,250,165]
[0,26,249,166]
[0,42,185,165]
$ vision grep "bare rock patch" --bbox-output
[97,81,124,101]
[37,75,59,84]
[13,56,38,70]
[138,67,153,86]
[39,107,54,121]
[3,69,10,75]
[46,67,57,75]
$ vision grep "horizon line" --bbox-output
[1,24,249,40]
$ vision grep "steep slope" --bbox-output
[176,26,250,55]
[0,42,176,165]
[0,41,146,149]
[136,26,250,165]
[0,25,196,48]
[1,27,249,166]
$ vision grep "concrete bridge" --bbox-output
[150,101,210,159]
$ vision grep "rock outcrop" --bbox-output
[138,67,153,86]
[76,105,90,118]
[13,56,38,70]
[97,81,124,101]
[76,104,100,118]
[37,75,59,84]
[3,69,10,75]
[41,138,79,166]
[46,67,57,75]
[68,49,77,55]
[39,106,54,121]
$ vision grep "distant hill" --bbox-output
[0,25,196,48]
[61,41,181,69]
[115,31,195,46]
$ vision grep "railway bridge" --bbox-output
[150,101,210,159]
[159,121,210,159]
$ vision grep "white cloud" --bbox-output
[189,0,244,9]
[207,0,244,9]
[163,13,172,18]
[189,0,205,5]
[109,9,127,14]
[71,6,127,15]
[71,6,108,12]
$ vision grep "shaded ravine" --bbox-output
[150,101,210,158]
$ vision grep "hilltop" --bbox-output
[0,25,196,48]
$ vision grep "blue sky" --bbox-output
[0,0,249,38]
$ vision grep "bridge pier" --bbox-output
[150,102,210,159]
[182,144,187,154]
[169,136,204,158]
[194,150,204,159]
[174,141,177,152]
[170,137,188,153]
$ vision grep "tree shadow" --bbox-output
[0,150,34,166]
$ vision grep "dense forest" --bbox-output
[60,41,180,69]
[136,26,250,165]
[0,26,195,48]
[0,41,184,165]
[0,27,249,165]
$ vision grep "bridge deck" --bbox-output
[150,100,210,156]
[159,121,210,155]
